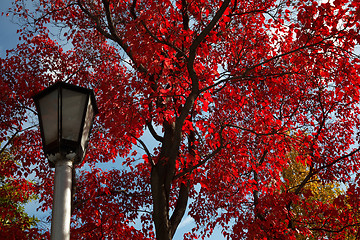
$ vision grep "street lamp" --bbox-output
[33,81,98,240]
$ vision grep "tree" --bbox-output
[282,151,347,239]
[0,142,45,239]
[1,0,360,239]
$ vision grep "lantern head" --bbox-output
[33,82,98,167]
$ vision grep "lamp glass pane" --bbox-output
[80,96,94,155]
[38,89,59,145]
[61,88,87,142]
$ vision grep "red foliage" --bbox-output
[2,0,360,239]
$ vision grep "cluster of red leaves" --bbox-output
[70,167,153,239]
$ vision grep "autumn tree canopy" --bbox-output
[2,0,360,239]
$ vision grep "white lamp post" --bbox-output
[33,81,98,240]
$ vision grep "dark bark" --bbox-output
[151,121,186,240]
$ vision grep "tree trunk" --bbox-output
[151,165,172,240]
[151,121,189,240]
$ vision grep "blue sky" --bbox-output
[0,2,19,58]
[0,2,225,239]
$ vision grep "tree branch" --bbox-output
[146,120,164,142]
[174,126,225,180]
[77,0,147,73]
[170,181,189,237]
[187,0,231,95]
[130,0,187,58]
[0,130,19,155]
[130,134,155,166]
[294,147,360,195]
[309,223,360,233]
[0,125,38,155]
